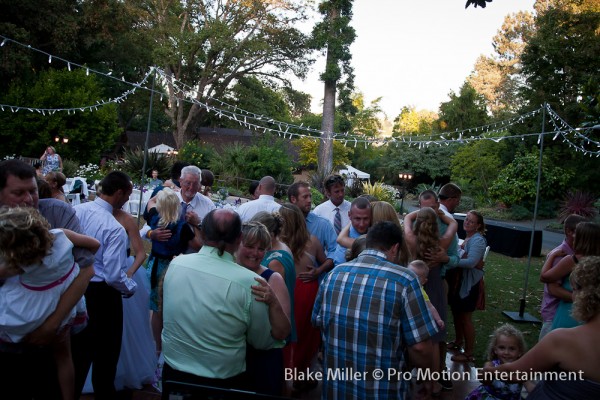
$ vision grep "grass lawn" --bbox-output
[447,251,545,367]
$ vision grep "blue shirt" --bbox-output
[331,225,362,265]
[312,249,437,400]
[74,198,136,295]
[305,212,338,258]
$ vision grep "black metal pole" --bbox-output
[138,68,156,223]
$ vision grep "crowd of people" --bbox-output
[0,155,599,400]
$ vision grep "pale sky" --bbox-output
[295,0,536,119]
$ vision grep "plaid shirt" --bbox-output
[312,249,438,399]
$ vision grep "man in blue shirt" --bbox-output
[72,171,137,399]
[313,221,437,399]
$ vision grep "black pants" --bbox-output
[0,344,61,399]
[161,363,247,400]
[72,281,123,400]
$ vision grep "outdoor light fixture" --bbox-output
[398,172,414,215]
[54,136,69,144]
[398,172,413,180]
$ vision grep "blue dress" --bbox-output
[551,276,581,330]
[261,249,296,342]
[466,359,522,400]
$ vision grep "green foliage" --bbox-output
[245,138,294,185]
[209,142,247,182]
[392,106,437,136]
[311,187,325,207]
[293,137,352,169]
[361,181,398,204]
[509,205,533,221]
[178,141,215,169]
[436,81,489,134]
[451,138,508,203]
[456,196,476,214]
[382,144,459,184]
[349,93,384,137]
[120,149,173,183]
[0,69,120,163]
[489,151,573,206]
[61,159,79,178]
[229,77,291,123]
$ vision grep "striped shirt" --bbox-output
[312,249,438,399]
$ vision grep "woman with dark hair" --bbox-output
[446,210,487,363]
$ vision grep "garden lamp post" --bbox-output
[398,172,413,214]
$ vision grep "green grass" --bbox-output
[446,251,545,367]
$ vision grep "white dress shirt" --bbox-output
[74,198,136,295]
[313,199,351,230]
[177,191,216,220]
[236,195,281,222]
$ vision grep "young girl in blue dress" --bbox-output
[466,324,534,400]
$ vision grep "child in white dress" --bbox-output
[0,207,99,400]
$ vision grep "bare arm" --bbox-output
[62,228,100,254]
[438,211,458,250]
[547,282,573,302]
[298,236,330,282]
[251,276,291,340]
[116,212,147,277]
[403,211,418,256]
[336,223,354,248]
[407,339,434,370]
[541,255,574,283]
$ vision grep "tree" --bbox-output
[436,81,489,134]
[382,143,460,185]
[349,93,384,137]
[392,106,437,136]
[293,137,352,170]
[0,69,120,162]
[521,0,600,124]
[311,0,356,175]
[489,150,573,207]
[229,77,292,123]
[131,0,312,149]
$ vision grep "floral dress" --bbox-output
[465,359,522,400]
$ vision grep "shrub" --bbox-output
[362,181,398,204]
[456,196,475,213]
[178,141,215,168]
[311,187,324,207]
[510,205,532,221]
[558,191,598,222]
[121,148,173,183]
[75,163,102,184]
[62,159,79,177]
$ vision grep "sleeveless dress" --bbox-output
[261,249,296,342]
[0,229,86,342]
[466,359,523,400]
[551,256,581,330]
[245,268,285,396]
[83,256,157,392]
[43,153,60,174]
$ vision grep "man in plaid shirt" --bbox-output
[312,221,438,399]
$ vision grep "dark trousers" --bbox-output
[72,281,123,400]
[161,363,246,400]
[0,345,61,399]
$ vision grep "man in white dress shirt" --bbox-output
[236,176,281,222]
[313,174,351,235]
[72,171,137,399]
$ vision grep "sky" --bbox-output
[294,0,537,119]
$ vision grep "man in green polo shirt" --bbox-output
[161,208,285,393]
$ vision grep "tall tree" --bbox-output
[468,11,535,117]
[392,106,437,137]
[130,0,312,148]
[349,93,384,137]
[311,0,356,175]
[436,82,489,135]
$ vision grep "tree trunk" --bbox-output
[319,77,336,175]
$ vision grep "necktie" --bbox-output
[334,207,342,235]
[180,202,188,221]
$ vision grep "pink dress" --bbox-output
[0,229,86,342]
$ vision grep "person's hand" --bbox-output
[424,247,448,264]
[436,319,445,330]
[185,210,200,226]
[23,318,61,346]
[251,277,275,305]
[298,265,319,282]
[151,227,172,242]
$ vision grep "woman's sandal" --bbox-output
[446,341,463,351]
[450,353,475,363]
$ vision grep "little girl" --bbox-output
[0,206,99,400]
[466,324,534,400]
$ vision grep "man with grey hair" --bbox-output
[236,175,281,222]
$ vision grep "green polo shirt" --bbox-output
[162,245,276,378]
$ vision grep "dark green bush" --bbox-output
[510,204,533,220]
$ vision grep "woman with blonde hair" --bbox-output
[145,188,201,353]
[278,203,327,395]
[45,171,68,203]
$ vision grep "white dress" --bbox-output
[82,257,157,392]
[0,229,86,342]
